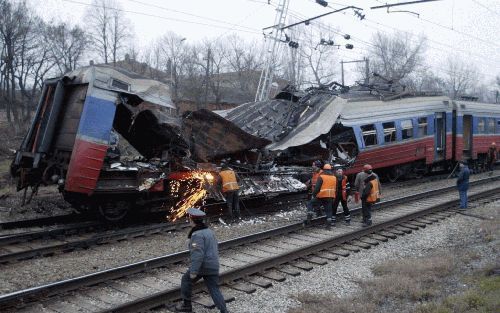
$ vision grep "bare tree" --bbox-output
[406,67,445,92]
[157,32,188,101]
[444,57,479,99]
[86,0,131,64]
[367,31,426,82]
[45,22,88,74]
[225,35,263,100]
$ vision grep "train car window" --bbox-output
[477,118,485,133]
[487,118,495,133]
[361,124,378,147]
[383,122,396,143]
[418,117,427,137]
[401,119,413,140]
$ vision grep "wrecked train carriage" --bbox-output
[11,65,192,219]
[219,85,500,181]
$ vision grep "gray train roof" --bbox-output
[64,65,176,110]
[339,96,451,126]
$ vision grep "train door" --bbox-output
[463,115,472,159]
[434,112,446,161]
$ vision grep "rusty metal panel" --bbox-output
[52,84,88,151]
[182,109,271,162]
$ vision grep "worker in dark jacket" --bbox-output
[176,208,228,313]
[306,160,323,216]
[219,164,241,219]
[456,161,470,210]
[486,142,497,174]
[354,164,381,204]
[306,164,337,228]
[361,173,380,227]
[332,165,351,224]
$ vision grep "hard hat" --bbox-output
[187,208,206,219]
[323,164,332,170]
[333,164,342,169]
[492,142,496,146]
[363,164,372,170]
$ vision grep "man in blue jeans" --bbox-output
[176,208,228,313]
[456,161,470,210]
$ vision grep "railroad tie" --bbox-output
[421,216,440,223]
[406,220,427,228]
[245,276,273,288]
[193,293,235,309]
[259,270,286,282]
[399,223,419,230]
[394,226,412,234]
[341,244,361,252]
[316,251,339,261]
[368,234,389,242]
[385,228,405,236]
[291,260,314,271]
[358,237,380,245]
[329,249,350,257]
[378,231,397,239]
[305,256,328,265]
[226,281,257,294]
[277,265,302,276]
[349,240,371,249]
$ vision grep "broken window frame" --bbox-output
[417,117,428,137]
[361,124,378,147]
[382,122,396,143]
[487,118,495,134]
[477,117,486,133]
[401,119,414,140]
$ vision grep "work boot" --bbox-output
[345,215,351,225]
[175,300,193,312]
[326,218,333,229]
[362,220,372,227]
[304,213,312,225]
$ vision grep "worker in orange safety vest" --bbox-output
[219,163,241,220]
[306,160,323,216]
[361,171,380,227]
[305,164,337,229]
[332,165,351,225]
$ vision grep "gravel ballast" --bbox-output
[164,198,499,313]
[0,171,497,296]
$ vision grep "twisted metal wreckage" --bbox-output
[11,64,451,220]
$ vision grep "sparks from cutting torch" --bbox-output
[168,171,215,221]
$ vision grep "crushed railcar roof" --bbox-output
[65,65,176,110]
[218,90,344,151]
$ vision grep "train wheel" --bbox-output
[386,167,401,183]
[99,200,130,221]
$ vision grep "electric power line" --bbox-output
[58,0,262,35]
[472,0,500,17]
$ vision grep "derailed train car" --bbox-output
[11,65,305,220]
[219,83,500,181]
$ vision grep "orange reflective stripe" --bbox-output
[317,174,337,198]
[367,180,380,203]
[220,170,239,192]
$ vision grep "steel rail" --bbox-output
[0,176,498,309]
[0,193,306,263]
[101,187,499,313]
[0,213,89,230]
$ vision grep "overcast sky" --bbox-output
[32,0,500,86]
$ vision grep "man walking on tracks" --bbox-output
[487,142,497,175]
[176,208,229,313]
[361,172,380,227]
[305,164,337,229]
[354,164,381,204]
[457,161,470,210]
[333,165,352,224]
[219,163,241,220]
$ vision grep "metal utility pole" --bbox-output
[255,0,289,102]
[204,48,211,108]
[340,58,369,86]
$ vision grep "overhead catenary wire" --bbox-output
[471,0,500,17]
[58,0,262,35]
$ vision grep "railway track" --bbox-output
[0,176,498,312]
[0,193,307,264]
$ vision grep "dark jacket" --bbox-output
[189,227,220,275]
[361,174,378,201]
[456,165,470,191]
[312,169,335,197]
